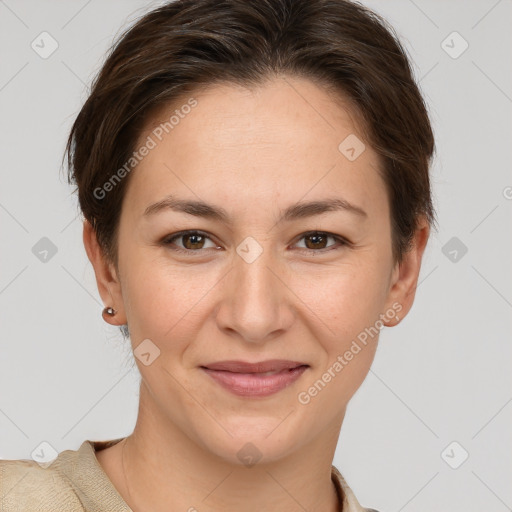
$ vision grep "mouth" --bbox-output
[199,360,310,397]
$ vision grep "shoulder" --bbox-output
[0,456,84,511]
[0,438,128,512]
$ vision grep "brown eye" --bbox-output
[304,233,329,249]
[163,230,218,253]
[181,232,206,250]
[162,229,348,256]
[294,231,348,252]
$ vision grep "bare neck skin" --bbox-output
[96,381,344,512]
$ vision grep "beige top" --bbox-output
[0,438,379,512]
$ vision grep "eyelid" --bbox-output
[162,229,350,254]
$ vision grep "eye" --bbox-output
[161,230,219,254]
[292,231,349,253]
[161,229,349,255]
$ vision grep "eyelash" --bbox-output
[161,230,350,255]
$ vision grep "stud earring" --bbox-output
[102,306,117,321]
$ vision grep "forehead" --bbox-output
[123,76,386,221]
[141,76,365,150]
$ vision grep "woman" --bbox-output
[0,0,435,510]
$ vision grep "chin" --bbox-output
[197,417,306,467]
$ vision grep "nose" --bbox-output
[215,242,295,344]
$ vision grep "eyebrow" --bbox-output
[143,194,367,223]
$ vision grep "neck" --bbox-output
[116,382,344,512]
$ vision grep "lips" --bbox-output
[200,360,310,397]
[200,360,308,374]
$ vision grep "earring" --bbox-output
[102,306,117,321]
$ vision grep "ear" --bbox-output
[382,216,430,327]
[83,219,127,326]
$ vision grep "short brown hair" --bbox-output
[64,0,437,269]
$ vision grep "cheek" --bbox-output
[292,268,384,413]
[121,256,220,343]
[292,260,387,338]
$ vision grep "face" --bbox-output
[85,75,428,465]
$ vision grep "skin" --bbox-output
[84,75,429,512]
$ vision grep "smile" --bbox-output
[200,364,309,398]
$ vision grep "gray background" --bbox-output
[0,1,511,510]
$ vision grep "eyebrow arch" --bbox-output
[143,195,367,223]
